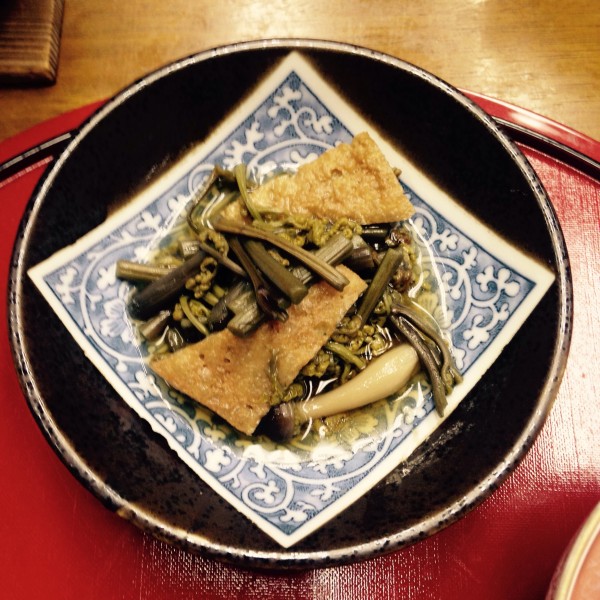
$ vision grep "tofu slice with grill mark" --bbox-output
[150,266,367,435]
[223,132,414,225]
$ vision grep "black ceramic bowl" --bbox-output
[8,40,572,569]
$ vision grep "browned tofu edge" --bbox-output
[223,132,414,225]
[150,266,366,435]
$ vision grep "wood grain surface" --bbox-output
[0,0,64,84]
[0,0,598,144]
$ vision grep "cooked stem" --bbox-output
[179,295,210,336]
[128,251,206,320]
[361,225,389,239]
[301,343,418,420]
[234,164,262,222]
[244,240,308,304]
[166,327,186,352]
[220,280,254,314]
[213,218,349,291]
[196,240,246,278]
[391,300,462,392]
[345,240,375,271]
[390,315,448,416]
[357,247,404,322]
[179,239,201,259]
[325,341,366,370]
[229,237,287,322]
[197,190,239,230]
[116,260,174,283]
[228,237,262,291]
[227,234,354,336]
[208,281,252,329]
[186,166,236,232]
[182,237,241,268]
[228,303,263,337]
[291,233,354,285]
[139,310,171,340]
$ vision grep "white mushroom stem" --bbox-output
[298,343,419,421]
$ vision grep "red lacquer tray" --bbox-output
[0,94,598,600]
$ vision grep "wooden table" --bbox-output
[1,3,599,600]
[0,0,599,144]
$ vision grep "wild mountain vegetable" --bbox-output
[117,155,461,439]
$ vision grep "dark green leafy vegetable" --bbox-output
[390,314,452,416]
[229,236,288,323]
[213,218,350,291]
[128,251,206,320]
[116,260,174,283]
[356,247,404,323]
[391,300,462,394]
[244,239,308,304]
[227,234,354,336]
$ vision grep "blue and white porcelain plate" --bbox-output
[29,53,554,548]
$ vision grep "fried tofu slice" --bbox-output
[223,132,414,225]
[150,266,366,435]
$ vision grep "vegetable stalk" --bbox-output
[243,240,308,304]
[128,251,206,320]
[356,247,404,322]
[233,164,262,222]
[116,260,174,283]
[390,315,448,416]
[228,237,288,322]
[213,218,349,291]
[391,299,462,394]
[227,234,354,336]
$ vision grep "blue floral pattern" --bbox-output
[30,54,553,547]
